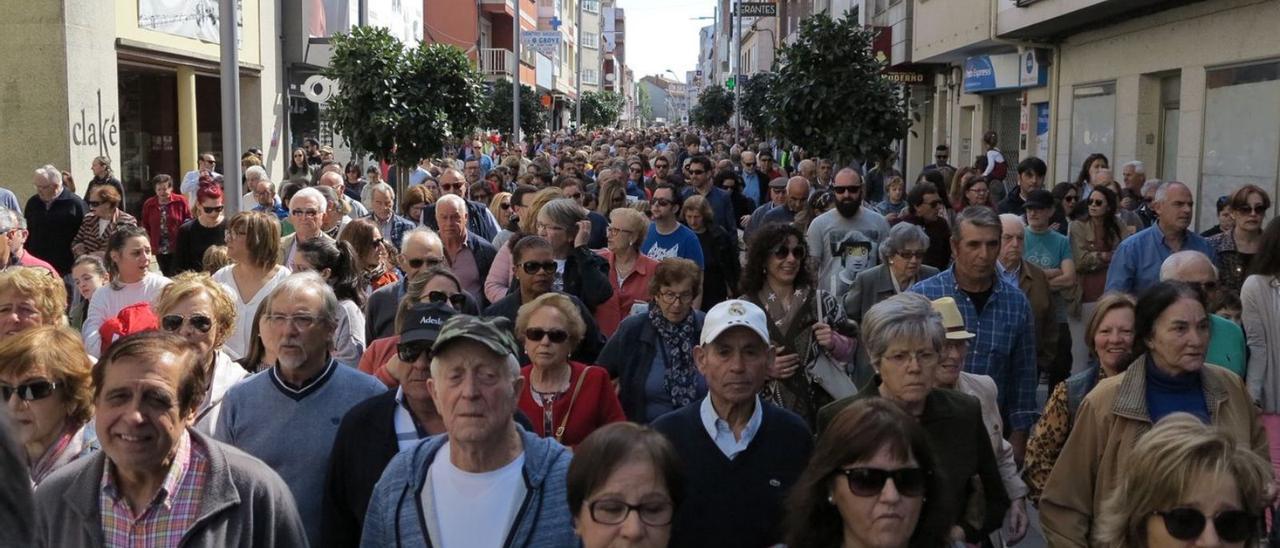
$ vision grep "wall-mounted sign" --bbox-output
[71,89,119,157]
[522,31,562,56]
[738,2,778,17]
[963,51,1047,93]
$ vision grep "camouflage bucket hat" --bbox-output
[431,314,520,358]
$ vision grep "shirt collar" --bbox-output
[102,429,193,510]
[699,394,764,442]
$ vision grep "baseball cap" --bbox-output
[930,297,975,340]
[700,300,770,346]
[398,302,456,345]
[432,314,520,357]
[1024,189,1055,210]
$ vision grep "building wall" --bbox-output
[911,0,992,62]
[580,0,602,93]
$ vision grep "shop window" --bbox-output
[1199,60,1280,231]
[1069,82,1116,182]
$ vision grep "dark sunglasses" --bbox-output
[0,380,58,402]
[654,163,669,169]
[1063,196,1078,202]
[426,291,468,309]
[653,198,675,207]
[87,200,106,208]
[522,261,558,274]
[896,250,926,260]
[406,257,445,270]
[203,205,225,214]
[525,327,569,344]
[1156,508,1256,543]
[1089,199,1107,206]
[772,245,806,260]
[500,202,511,210]
[1235,204,1268,215]
[397,341,432,362]
[688,169,706,176]
[838,467,927,498]
[832,185,862,195]
[162,314,214,333]
[440,183,463,192]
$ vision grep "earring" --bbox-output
[827,494,834,505]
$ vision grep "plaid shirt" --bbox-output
[911,268,1039,431]
[100,431,209,548]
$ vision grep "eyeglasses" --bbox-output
[1235,204,1269,215]
[263,313,324,330]
[771,245,806,260]
[291,208,321,218]
[688,169,706,176]
[832,185,861,195]
[440,183,463,192]
[654,163,669,169]
[653,198,674,207]
[397,341,432,362]
[500,202,511,210]
[0,380,58,402]
[87,201,102,207]
[588,499,675,526]
[837,467,927,498]
[658,290,694,304]
[606,226,634,235]
[1186,280,1220,294]
[405,257,444,270]
[896,250,926,260]
[881,349,939,366]
[426,291,468,309]
[203,205,225,214]
[525,327,569,343]
[1155,508,1256,543]
[521,261,558,274]
[1089,199,1107,207]
[161,314,214,333]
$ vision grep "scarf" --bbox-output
[648,305,699,408]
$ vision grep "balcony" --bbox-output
[480,48,516,79]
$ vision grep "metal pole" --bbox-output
[513,0,522,145]
[733,2,741,143]
[219,0,241,213]
[575,0,583,129]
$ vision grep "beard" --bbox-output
[835,199,861,217]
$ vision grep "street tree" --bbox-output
[768,11,910,164]
[739,72,777,136]
[637,86,654,125]
[484,79,548,141]
[326,26,485,171]
[580,91,624,128]
[691,84,734,128]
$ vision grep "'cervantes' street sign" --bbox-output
[738,3,777,17]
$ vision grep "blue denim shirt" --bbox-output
[1105,225,1217,295]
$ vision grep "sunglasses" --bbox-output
[87,201,102,207]
[838,467,927,498]
[1156,508,1255,543]
[832,185,861,195]
[162,314,214,333]
[1089,199,1107,206]
[522,260,558,274]
[440,183,463,192]
[688,169,706,176]
[1063,196,1078,202]
[500,202,511,210]
[426,291,468,309]
[1235,204,1268,215]
[0,380,58,402]
[525,327,569,344]
[772,245,806,260]
[654,163,669,169]
[896,250,926,260]
[653,198,674,207]
[397,341,432,362]
[203,205,225,214]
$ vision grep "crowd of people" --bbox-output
[1,126,1279,548]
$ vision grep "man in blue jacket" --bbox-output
[361,315,575,548]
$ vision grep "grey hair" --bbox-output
[244,165,268,183]
[34,165,61,188]
[951,205,1002,241]
[999,213,1025,231]
[268,271,340,327]
[291,186,328,212]
[538,198,588,231]
[1122,160,1145,174]
[1160,250,1219,280]
[368,182,395,201]
[879,222,930,261]
[861,292,945,365]
[430,348,522,380]
[314,185,345,214]
[0,207,25,230]
[402,225,443,249]
[1141,179,1161,195]
[1153,181,1189,204]
[436,193,468,215]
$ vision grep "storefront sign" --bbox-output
[522,31,561,56]
[71,89,119,158]
[884,64,936,85]
[1035,102,1050,160]
[964,52,1047,93]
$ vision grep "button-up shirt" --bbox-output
[447,238,482,296]
[394,387,431,452]
[100,431,209,548]
[1104,224,1218,295]
[911,268,1039,431]
[700,395,764,460]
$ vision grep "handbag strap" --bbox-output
[555,367,589,442]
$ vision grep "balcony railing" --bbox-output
[480,48,515,79]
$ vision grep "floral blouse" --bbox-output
[1207,229,1254,297]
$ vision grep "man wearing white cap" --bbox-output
[651,299,813,548]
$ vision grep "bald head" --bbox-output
[741,150,756,166]
[834,168,861,186]
[1160,251,1217,282]
[797,159,816,180]
[319,171,344,189]
[784,176,810,213]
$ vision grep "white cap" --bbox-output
[700,300,771,346]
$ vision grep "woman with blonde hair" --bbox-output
[0,266,69,340]
[484,187,565,303]
[1094,414,1270,547]
[155,272,248,433]
[489,191,513,229]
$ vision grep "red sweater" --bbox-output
[518,361,625,447]
[141,194,191,256]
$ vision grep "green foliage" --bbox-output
[484,79,548,140]
[325,26,485,168]
[739,72,777,136]
[637,85,653,125]
[580,91,624,128]
[768,11,910,163]
[691,84,734,128]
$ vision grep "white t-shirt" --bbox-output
[213,265,291,360]
[426,442,527,548]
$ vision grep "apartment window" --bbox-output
[583,0,600,13]
[584,69,598,85]
[1069,82,1116,183]
[1199,60,1280,230]
[583,32,598,49]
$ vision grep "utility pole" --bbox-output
[219,0,241,212]
[513,0,522,145]
[733,0,741,143]
[575,0,583,130]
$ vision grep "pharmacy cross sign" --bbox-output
[737,2,778,17]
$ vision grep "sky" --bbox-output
[617,0,717,82]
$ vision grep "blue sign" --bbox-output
[963,56,997,93]
[964,52,1047,94]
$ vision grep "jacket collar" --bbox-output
[1111,355,1230,423]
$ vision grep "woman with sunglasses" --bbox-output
[516,292,625,448]
[288,147,315,181]
[1095,414,1270,547]
[817,293,1009,545]
[740,223,855,428]
[292,238,367,367]
[0,326,97,486]
[174,179,228,273]
[71,184,137,259]
[338,217,398,298]
[1069,186,1124,366]
[82,225,172,358]
[785,398,945,548]
[359,266,478,387]
[1040,281,1267,546]
[568,422,684,548]
[489,191,513,232]
[154,272,248,434]
[212,212,288,360]
[484,187,564,304]
[1208,185,1271,296]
